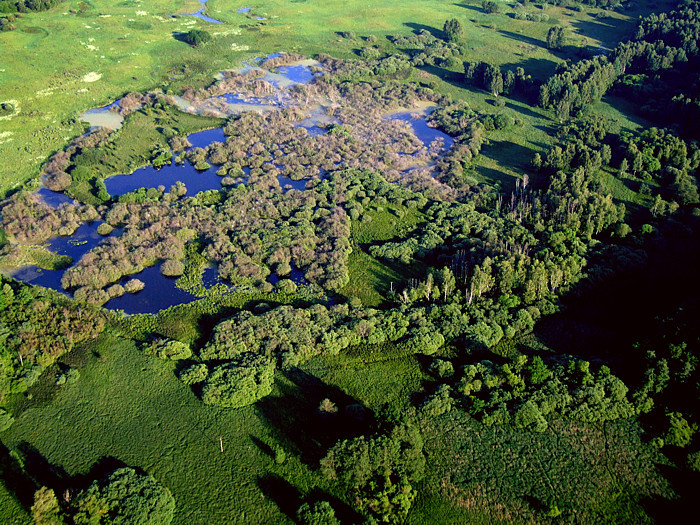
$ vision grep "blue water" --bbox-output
[12,225,214,314]
[277,175,308,192]
[219,93,268,105]
[187,127,226,149]
[103,265,199,315]
[274,64,314,84]
[237,6,253,13]
[298,124,326,137]
[37,188,77,208]
[390,112,454,150]
[268,264,307,285]
[182,0,222,24]
[105,161,223,197]
[11,221,119,295]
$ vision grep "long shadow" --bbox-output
[642,463,699,523]
[404,22,443,40]
[505,101,545,120]
[0,442,38,510]
[254,368,374,466]
[480,139,536,172]
[304,488,365,524]
[415,64,466,91]
[257,474,301,521]
[533,220,700,383]
[498,29,543,49]
[454,3,485,14]
[1,443,131,512]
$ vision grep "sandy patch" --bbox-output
[136,11,147,16]
[0,131,14,144]
[36,89,54,97]
[86,45,98,51]
[82,72,102,82]
[231,43,250,51]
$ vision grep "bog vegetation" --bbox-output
[0,0,699,524]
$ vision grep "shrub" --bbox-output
[184,29,212,47]
[148,339,192,361]
[201,355,275,408]
[443,18,464,42]
[297,501,340,525]
[73,468,175,525]
[429,359,454,378]
[97,223,113,236]
[161,259,185,277]
[124,279,145,293]
[0,408,14,432]
[31,487,66,525]
[179,363,209,386]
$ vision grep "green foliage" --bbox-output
[443,18,464,43]
[321,418,425,522]
[482,1,501,14]
[73,467,175,525]
[201,355,275,408]
[546,26,565,50]
[296,501,340,525]
[55,368,80,386]
[145,339,192,361]
[453,356,635,431]
[661,412,696,448]
[31,487,66,525]
[0,408,14,432]
[178,363,209,386]
[184,29,212,47]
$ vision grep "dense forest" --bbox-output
[0,0,699,523]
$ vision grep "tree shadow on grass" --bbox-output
[403,22,443,40]
[257,474,302,521]
[641,463,699,524]
[2,443,132,511]
[254,368,374,467]
[498,29,544,49]
[0,442,38,510]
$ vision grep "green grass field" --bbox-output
[0,0,670,197]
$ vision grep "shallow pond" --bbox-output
[268,264,307,285]
[80,100,124,131]
[105,159,223,197]
[11,221,204,314]
[277,175,309,192]
[389,111,454,150]
[101,265,200,315]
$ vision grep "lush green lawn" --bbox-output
[0,0,665,196]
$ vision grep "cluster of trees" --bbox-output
[0,275,105,399]
[387,29,467,69]
[632,304,699,459]
[31,468,175,525]
[320,416,425,523]
[464,61,539,102]
[423,356,635,431]
[619,127,699,205]
[183,29,211,47]
[540,0,700,119]
[0,0,62,13]
[0,191,98,243]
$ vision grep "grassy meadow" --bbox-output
[0,0,671,196]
